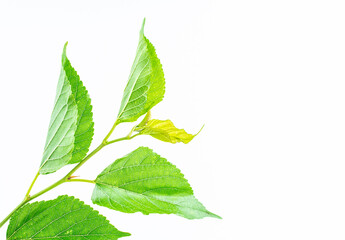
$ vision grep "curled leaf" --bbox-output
[137,111,151,128]
[136,119,201,144]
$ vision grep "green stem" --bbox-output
[29,178,66,201]
[127,125,136,138]
[0,121,135,229]
[102,118,119,144]
[0,201,26,229]
[24,171,40,200]
[0,177,66,229]
[68,179,95,184]
[0,147,100,230]
[0,146,102,230]
[0,146,105,228]
[106,133,140,145]
[65,142,106,178]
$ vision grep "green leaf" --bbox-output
[6,195,130,240]
[117,19,165,123]
[136,119,199,144]
[92,147,220,220]
[136,110,151,128]
[40,42,94,174]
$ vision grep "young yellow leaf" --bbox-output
[136,119,199,144]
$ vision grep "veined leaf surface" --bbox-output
[136,119,197,144]
[117,19,165,123]
[6,195,130,240]
[92,147,220,220]
[40,43,94,174]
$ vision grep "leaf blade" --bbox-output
[63,44,94,164]
[40,43,94,174]
[117,19,165,123]
[92,147,220,220]
[136,119,197,144]
[6,195,130,240]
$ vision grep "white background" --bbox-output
[0,0,345,239]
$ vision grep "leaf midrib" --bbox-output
[95,182,212,216]
[95,180,190,204]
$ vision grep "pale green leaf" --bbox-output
[6,195,130,240]
[92,147,220,220]
[40,43,94,174]
[136,110,151,128]
[136,119,198,144]
[117,19,165,123]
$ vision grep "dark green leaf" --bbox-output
[7,195,130,240]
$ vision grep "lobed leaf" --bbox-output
[117,19,165,123]
[40,43,94,174]
[92,147,220,220]
[7,195,130,240]
[136,119,197,144]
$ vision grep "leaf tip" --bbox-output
[123,231,132,237]
[62,41,69,64]
[195,124,205,137]
[63,41,68,54]
[210,212,222,219]
[140,18,146,35]
[184,124,205,144]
